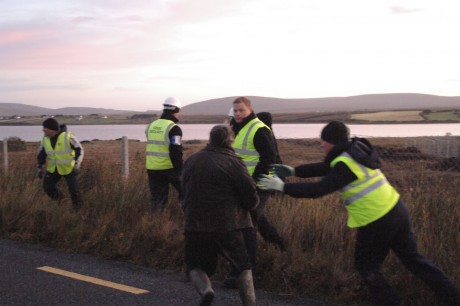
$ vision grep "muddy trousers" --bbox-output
[355,200,460,306]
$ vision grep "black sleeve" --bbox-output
[168,125,183,172]
[295,162,330,178]
[284,162,357,198]
[37,147,47,167]
[253,127,277,179]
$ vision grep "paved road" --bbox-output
[0,239,334,306]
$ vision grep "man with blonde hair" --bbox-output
[226,97,280,287]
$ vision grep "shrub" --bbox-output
[1,137,27,152]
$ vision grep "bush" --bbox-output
[0,137,27,152]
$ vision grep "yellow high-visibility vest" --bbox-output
[42,132,75,175]
[331,152,400,228]
[232,118,270,175]
[146,119,176,170]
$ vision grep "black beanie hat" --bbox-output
[43,118,59,131]
[321,121,350,144]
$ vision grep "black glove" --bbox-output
[36,166,45,179]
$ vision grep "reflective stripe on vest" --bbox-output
[146,119,175,170]
[331,152,400,228]
[232,118,269,175]
[42,132,75,175]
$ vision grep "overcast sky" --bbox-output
[1,0,459,111]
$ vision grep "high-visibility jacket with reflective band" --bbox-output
[42,132,75,175]
[331,152,400,228]
[232,118,270,176]
[146,119,176,170]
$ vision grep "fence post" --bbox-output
[121,136,129,179]
[2,138,8,174]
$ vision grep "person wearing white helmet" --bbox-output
[145,97,184,213]
[226,107,235,126]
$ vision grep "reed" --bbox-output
[0,138,458,306]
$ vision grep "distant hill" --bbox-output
[2,93,460,117]
[181,93,460,115]
[0,103,142,117]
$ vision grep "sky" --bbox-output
[1,0,460,111]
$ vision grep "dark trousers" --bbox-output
[147,169,182,212]
[355,200,460,306]
[242,191,285,270]
[185,230,252,277]
[43,170,81,211]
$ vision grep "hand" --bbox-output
[257,174,285,192]
[36,166,45,179]
[73,164,81,175]
[271,164,295,177]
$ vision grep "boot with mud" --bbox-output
[189,269,215,306]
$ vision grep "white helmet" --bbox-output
[228,107,234,117]
[163,96,182,110]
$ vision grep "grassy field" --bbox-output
[351,111,424,121]
[423,110,460,121]
[0,138,459,305]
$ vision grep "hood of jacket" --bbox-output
[325,137,381,169]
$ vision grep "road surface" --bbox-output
[0,238,334,306]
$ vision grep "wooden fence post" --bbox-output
[121,136,129,179]
[2,138,8,174]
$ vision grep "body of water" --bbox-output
[1,123,460,142]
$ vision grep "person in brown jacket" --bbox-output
[182,124,259,306]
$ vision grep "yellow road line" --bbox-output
[36,266,149,295]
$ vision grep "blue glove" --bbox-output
[257,174,285,192]
[271,164,295,177]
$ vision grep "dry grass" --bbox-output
[1,138,459,306]
[351,111,424,122]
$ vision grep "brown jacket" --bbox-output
[182,145,259,233]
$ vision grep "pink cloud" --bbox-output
[0,29,52,45]
[390,6,421,14]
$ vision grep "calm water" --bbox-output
[1,123,460,142]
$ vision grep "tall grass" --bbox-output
[0,139,458,306]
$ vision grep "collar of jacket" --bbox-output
[160,112,179,123]
[232,112,256,135]
[203,144,236,156]
[324,140,351,164]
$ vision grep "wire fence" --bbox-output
[407,136,460,158]
[2,136,460,176]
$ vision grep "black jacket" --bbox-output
[284,138,381,198]
[182,145,259,233]
[232,112,277,180]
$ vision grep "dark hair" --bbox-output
[209,125,234,148]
